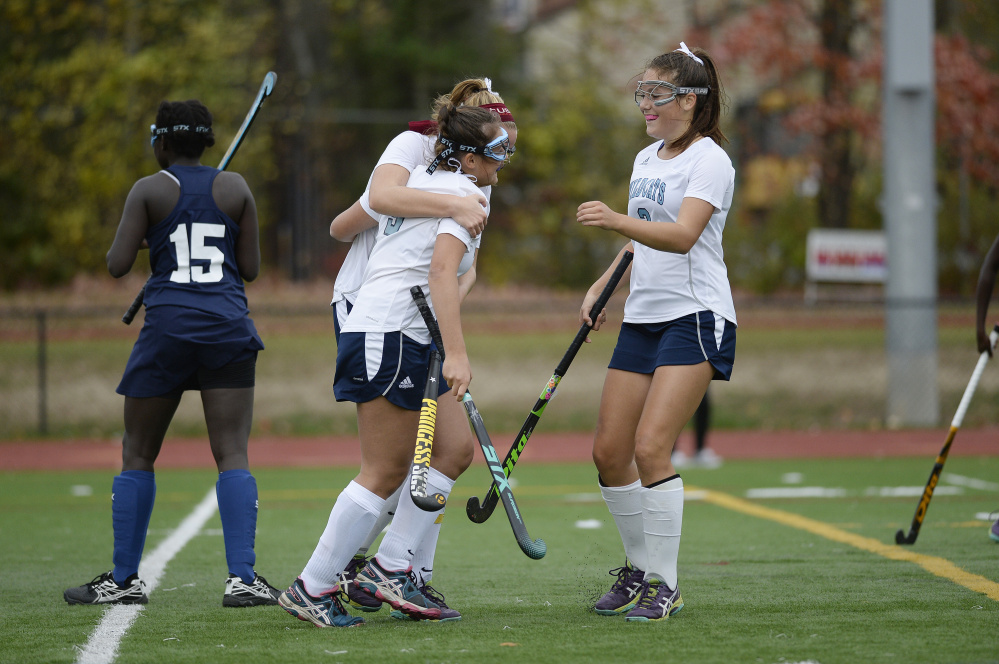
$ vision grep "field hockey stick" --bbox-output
[409,347,448,512]
[466,250,634,523]
[410,285,547,560]
[122,71,278,324]
[895,323,999,545]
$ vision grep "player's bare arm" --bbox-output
[329,200,376,242]
[369,163,488,237]
[577,198,713,254]
[428,233,471,399]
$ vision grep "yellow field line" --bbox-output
[695,487,999,602]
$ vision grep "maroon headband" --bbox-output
[408,120,439,135]
[480,103,515,123]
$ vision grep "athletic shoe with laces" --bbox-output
[64,571,148,605]
[624,578,683,622]
[990,516,999,543]
[223,572,280,607]
[354,557,441,620]
[594,561,645,615]
[389,583,461,622]
[341,555,383,612]
[278,578,364,628]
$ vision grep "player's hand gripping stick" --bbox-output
[410,285,547,559]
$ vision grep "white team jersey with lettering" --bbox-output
[340,168,481,344]
[624,138,737,326]
[331,130,490,308]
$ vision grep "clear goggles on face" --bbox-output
[476,127,511,162]
[634,80,709,107]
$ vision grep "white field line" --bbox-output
[75,488,218,664]
[745,486,966,499]
[942,473,999,492]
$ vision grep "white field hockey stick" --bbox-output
[895,323,999,545]
[410,285,547,559]
[122,71,277,324]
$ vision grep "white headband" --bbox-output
[674,42,704,65]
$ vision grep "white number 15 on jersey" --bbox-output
[169,222,225,283]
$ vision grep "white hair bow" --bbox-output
[674,42,704,65]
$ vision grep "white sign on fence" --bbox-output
[805,228,887,284]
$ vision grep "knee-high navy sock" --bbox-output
[112,470,156,584]
[216,469,257,583]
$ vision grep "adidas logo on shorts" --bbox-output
[399,376,415,389]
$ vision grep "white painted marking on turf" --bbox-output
[975,512,997,521]
[75,488,218,664]
[575,519,602,529]
[72,485,94,497]
[747,487,846,499]
[781,472,804,484]
[864,486,962,497]
[942,473,999,492]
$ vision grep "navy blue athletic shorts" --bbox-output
[333,330,450,410]
[117,305,264,398]
[608,311,736,380]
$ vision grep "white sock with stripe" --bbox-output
[600,478,648,572]
[641,475,683,589]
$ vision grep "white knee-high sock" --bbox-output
[376,471,451,572]
[600,478,648,572]
[300,481,384,596]
[410,467,455,584]
[356,482,403,557]
[642,475,684,589]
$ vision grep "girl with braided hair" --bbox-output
[279,104,512,628]
[64,99,278,608]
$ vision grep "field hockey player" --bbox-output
[278,104,513,627]
[324,79,517,621]
[575,43,736,622]
[64,99,278,608]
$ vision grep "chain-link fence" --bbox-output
[1,294,996,440]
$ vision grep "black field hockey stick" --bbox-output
[409,347,448,512]
[467,250,634,523]
[122,71,278,324]
[895,323,999,545]
[410,285,547,560]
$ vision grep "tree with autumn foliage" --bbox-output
[690,0,999,293]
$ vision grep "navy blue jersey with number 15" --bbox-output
[143,165,249,318]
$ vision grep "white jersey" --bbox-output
[623,138,737,326]
[341,168,481,344]
[331,130,491,306]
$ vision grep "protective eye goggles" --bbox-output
[634,80,709,107]
[474,127,512,162]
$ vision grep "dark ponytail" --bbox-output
[427,105,499,174]
[646,47,727,152]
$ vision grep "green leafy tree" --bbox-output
[0,1,274,288]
